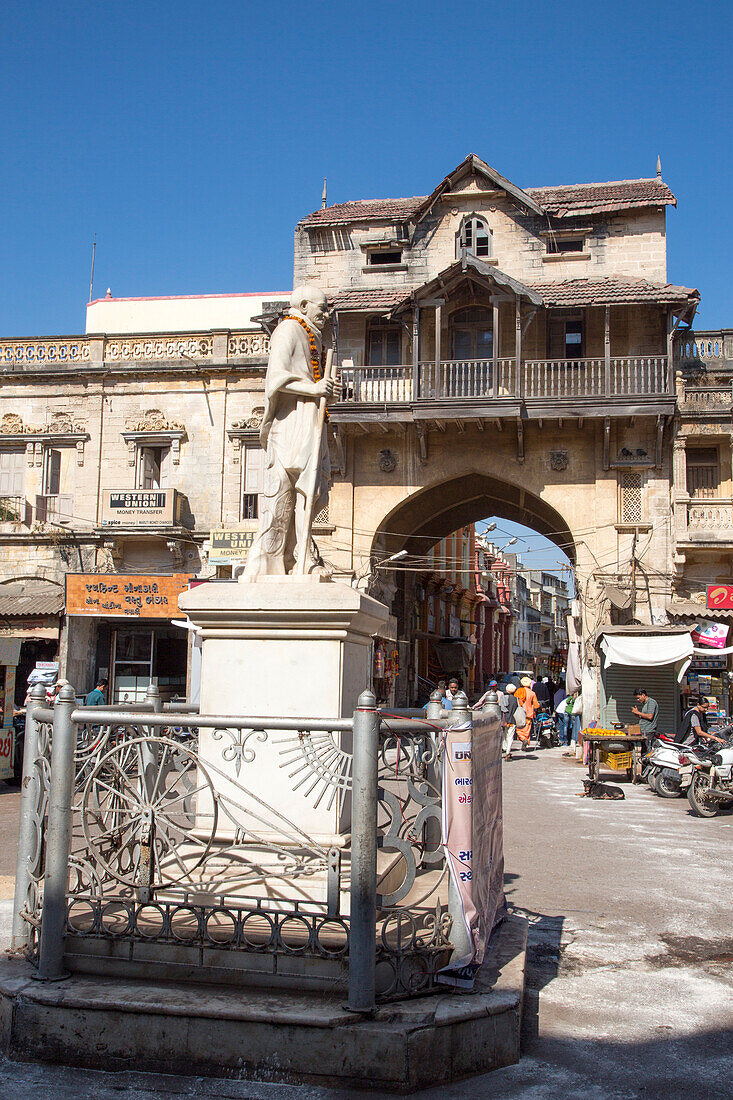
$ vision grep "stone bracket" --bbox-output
[516,418,524,464]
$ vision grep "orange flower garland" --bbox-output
[289,314,326,382]
[288,313,329,421]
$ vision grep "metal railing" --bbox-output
[12,682,503,1009]
[337,356,670,404]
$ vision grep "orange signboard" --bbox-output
[66,574,193,619]
[707,584,733,611]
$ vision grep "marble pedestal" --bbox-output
[177,576,388,850]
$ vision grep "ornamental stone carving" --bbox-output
[550,450,568,472]
[231,407,265,431]
[379,448,397,473]
[45,411,86,435]
[0,413,27,435]
[125,409,184,433]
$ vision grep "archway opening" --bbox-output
[368,476,576,707]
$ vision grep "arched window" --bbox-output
[456,216,492,259]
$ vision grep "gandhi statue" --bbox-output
[243,286,340,577]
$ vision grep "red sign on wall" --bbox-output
[706,584,733,610]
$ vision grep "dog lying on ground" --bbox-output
[578,779,625,800]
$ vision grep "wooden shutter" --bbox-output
[0,451,24,497]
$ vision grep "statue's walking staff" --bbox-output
[296,347,334,575]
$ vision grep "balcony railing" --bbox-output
[686,500,733,537]
[0,331,271,371]
[0,496,29,524]
[675,329,732,366]
[338,356,670,404]
[35,494,74,524]
[679,385,733,415]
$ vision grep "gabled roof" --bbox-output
[395,254,543,308]
[409,153,543,221]
[299,162,677,227]
[530,276,699,308]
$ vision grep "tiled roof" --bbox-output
[530,277,699,308]
[300,197,426,227]
[301,178,676,226]
[0,580,64,617]
[525,178,676,217]
[330,288,409,312]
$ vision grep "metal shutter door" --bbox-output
[601,665,680,737]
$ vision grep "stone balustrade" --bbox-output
[678,385,733,414]
[675,329,733,366]
[687,499,733,537]
[0,330,271,370]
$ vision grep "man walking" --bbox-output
[632,687,658,737]
[501,682,519,760]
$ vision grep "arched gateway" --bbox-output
[295,153,698,714]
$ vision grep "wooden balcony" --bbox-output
[334,356,673,425]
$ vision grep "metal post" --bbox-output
[37,683,77,980]
[145,682,163,713]
[425,688,443,721]
[348,689,378,1013]
[11,684,46,951]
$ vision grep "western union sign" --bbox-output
[209,529,255,561]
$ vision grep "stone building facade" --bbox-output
[0,152,725,724]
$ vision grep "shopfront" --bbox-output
[65,573,192,703]
[598,627,695,737]
[0,579,63,705]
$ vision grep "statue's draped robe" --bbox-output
[244,315,331,575]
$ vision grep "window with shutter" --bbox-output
[686,447,719,499]
[242,445,265,520]
[136,446,170,490]
[0,450,25,497]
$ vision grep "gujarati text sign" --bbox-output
[66,574,192,619]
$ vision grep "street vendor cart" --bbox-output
[582,723,647,783]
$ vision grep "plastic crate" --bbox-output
[601,750,633,771]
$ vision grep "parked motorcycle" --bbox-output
[681,736,733,817]
[644,735,706,798]
[534,707,557,750]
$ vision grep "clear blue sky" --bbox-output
[0,0,730,336]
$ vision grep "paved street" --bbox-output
[1,749,732,1098]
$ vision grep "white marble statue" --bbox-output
[243,286,340,577]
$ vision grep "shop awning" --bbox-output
[432,639,476,672]
[0,580,64,617]
[600,631,694,681]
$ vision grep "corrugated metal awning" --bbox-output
[667,599,732,623]
[0,580,64,617]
